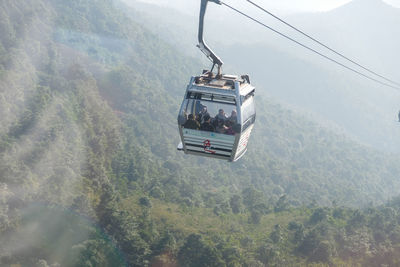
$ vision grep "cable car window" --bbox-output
[179,98,239,135]
[242,90,255,103]
[241,94,255,126]
[187,92,236,105]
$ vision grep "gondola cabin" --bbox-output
[178,72,255,161]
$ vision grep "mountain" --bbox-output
[289,0,400,78]
[125,0,400,152]
[279,0,400,150]
[110,0,400,208]
[235,0,400,152]
[2,0,400,266]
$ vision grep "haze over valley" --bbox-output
[1,0,400,266]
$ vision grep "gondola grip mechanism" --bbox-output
[197,0,224,77]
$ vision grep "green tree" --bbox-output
[274,195,290,212]
[310,240,334,263]
[249,210,262,225]
[298,230,322,258]
[178,234,226,267]
[310,208,329,224]
[270,224,283,244]
[230,194,243,214]
[257,243,280,266]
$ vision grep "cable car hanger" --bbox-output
[198,0,223,78]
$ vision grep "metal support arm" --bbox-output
[198,0,223,76]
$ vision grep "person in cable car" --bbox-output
[227,110,237,126]
[215,108,227,122]
[215,118,228,134]
[200,114,215,132]
[223,111,236,134]
[198,106,210,124]
[183,114,200,130]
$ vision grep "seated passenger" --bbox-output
[226,110,237,127]
[215,119,228,134]
[183,114,200,130]
[225,126,235,135]
[195,114,201,123]
[215,109,227,122]
[200,114,215,132]
[198,106,210,124]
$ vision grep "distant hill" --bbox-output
[128,0,400,153]
[0,0,398,210]
[289,0,400,78]
[93,0,400,208]
[1,0,399,217]
[2,0,400,266]
[274,0,400,151]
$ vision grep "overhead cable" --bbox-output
[246,0,400,88]
[220,2,400,91]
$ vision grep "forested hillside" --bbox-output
[1,0,400,266]
[123,0,400,153]
[116,0,400,207]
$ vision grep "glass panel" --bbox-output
[241,95,255,123]
[187,92,236,105]
[179,97,238,135]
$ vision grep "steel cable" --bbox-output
[221,1,400,91]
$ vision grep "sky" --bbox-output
[130,0,400,14]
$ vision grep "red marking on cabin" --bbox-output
[203,140,216,154]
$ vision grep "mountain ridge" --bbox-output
[2,0,400,266]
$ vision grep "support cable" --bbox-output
[221,2,400,91]
[246,0,400,88]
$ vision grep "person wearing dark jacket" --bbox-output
[183,114,200,130]
[227,110,237,126]
[198,106,210,124]
[215,108,227,122]
[200,114,215,132]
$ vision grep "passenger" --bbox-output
[225,126,235,135]
[226,110,237,127]
[215,108,227,122]
[215,119,228,134]
[198,106,210,124]
[183,114,200,130]
[195,102,206,117]
[195,114,201,123]
[200,114,215,132]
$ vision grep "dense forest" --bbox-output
[1,0,400,266]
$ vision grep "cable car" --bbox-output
[177,0,256,161]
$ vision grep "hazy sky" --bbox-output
[131,0,400,14]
